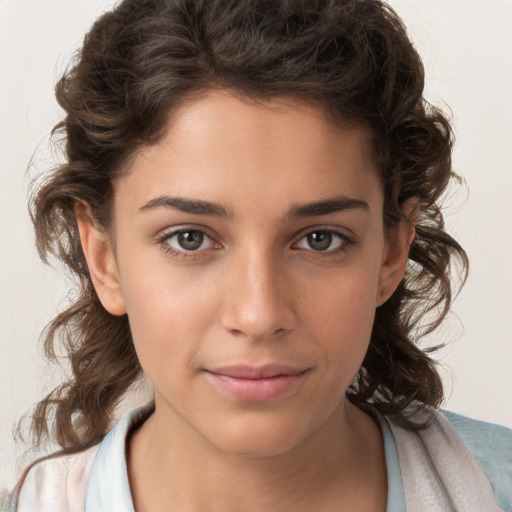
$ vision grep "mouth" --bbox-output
[204,364,310,402]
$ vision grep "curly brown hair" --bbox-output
[25,0,467,451]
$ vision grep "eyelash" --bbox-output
[156,226,356,261]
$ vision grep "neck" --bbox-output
[127,400,387,512]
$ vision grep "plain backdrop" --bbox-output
[1,0,511,488]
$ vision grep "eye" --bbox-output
[159,228,219,255]
[295,229,350,252]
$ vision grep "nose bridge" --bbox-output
[221,242,295,340]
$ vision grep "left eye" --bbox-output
[295,230,346,252]
[164,229,216,252]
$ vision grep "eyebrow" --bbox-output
[139,194,369,218]
[140,196,230,216]
[287,196,369,218]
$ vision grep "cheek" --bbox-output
[117,253,221,377]
[302,261,381,368]
[305,257,380,324]
[313,287,376,358]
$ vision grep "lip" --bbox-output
[204,364,309,402]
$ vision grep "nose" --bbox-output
[220,248,297,341]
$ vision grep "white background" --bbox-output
[1,0,511,488]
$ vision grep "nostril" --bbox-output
[222,311,294,342]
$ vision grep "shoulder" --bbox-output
[382,405,512,510]
[442,409,512,454]
[14,404,153,512]
[442,410,512,510]
[16,444,99,512]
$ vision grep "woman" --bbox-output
[8,0,512,510]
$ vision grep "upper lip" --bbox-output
[207,364,308,379]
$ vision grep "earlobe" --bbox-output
[75,203,127,316]
[376,198,418,306]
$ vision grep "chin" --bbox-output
[201,413,317,459]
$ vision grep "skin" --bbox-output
[78,91,415,511]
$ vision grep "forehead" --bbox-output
[157,91,374,167]
[117,90,382,219]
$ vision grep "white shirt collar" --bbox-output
[85,405,153,512]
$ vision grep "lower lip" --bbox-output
[205,371,308,402]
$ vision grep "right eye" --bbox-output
[158,227,221,259]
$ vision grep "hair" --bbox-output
[24,0,467,453]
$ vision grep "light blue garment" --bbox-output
[379,417,407,511]
[443,410,512,512]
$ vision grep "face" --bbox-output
[82,91,410,457]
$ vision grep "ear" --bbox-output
[376,198,419,307]
[75,202,127,316]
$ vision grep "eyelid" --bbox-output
[157,224,220,242]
